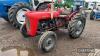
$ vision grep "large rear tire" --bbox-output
[68,15,86,39]
[8,3,31,28]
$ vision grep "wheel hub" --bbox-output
[44,37,55,51]
[16,8,30,25]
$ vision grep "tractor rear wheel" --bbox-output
[68,16,86,39]
[8,3,31,28]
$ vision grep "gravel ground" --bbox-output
[0,13,100,56]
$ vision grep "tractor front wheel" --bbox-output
[38,31,57,52]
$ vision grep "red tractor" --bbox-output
[20,1,86,52]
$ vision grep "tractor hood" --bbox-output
[25,11,60,37]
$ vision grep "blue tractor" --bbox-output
[90,2,100,20]
[0,0,51,28]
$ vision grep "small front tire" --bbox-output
[38,31,57,52]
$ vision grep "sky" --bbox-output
[85,0,100,2]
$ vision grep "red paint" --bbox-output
[25,10,78,37]
[67,11,78,20]
[25,11,60,37]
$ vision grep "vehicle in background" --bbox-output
[74,0,85,6]
[90,2,100,20]
[88,2,95,10]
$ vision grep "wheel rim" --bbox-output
[16,8,30,25]
[43,36,55,51]
[75,20,83,35]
